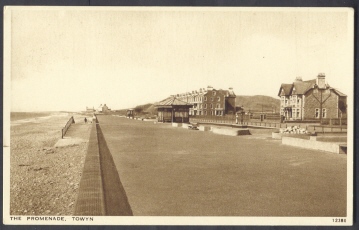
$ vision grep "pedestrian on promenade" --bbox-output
[84,117,87,123]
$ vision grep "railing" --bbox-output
[62,116,75,138]
[190,117,347,133]
[190,115,249,124]
[320,118,347,126]
[310,125,347,133]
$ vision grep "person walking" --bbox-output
[84,117,87,124]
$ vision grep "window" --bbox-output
[210,104,213,109]
[212,91,216,96]
[211,97,214,101]
[322,108,327,118]
[297,109,300,118]
[204,96,207,101]
[315,108,320,118]
[204,104,207,109]
[217,97,220,101]
[204,111,207,115]
[216,104,220,108]
[211,111,214,115]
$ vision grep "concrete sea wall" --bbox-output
[212,127,250,136]
[282,137,342,154]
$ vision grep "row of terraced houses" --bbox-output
[157,73,346,122]
[174,86,237,116]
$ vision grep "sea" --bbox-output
[10,112,56,121]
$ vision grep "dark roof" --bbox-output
[279,79,316,96]
[331,88,347,97]
[207,89,236,97]
[155,97,192,107]
[278,84,293,96]
[293,79,316,95]
[279,78,346,97]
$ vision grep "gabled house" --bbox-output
[278,74,346,121]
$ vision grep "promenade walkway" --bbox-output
[96,115,347,216]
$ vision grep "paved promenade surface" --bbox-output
[97,115,347,216]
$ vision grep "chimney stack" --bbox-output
[207,86,213,91]
[317,73,326,89]
[295,76,302,82]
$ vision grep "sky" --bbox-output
[7,7,354,112]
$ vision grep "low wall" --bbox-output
[212,127,250,136]
[282,137,341,154]
[272,132,311,140]
[182,123,191,129]
[74,123,105,215]
[312,136,347,142]
[198,126,211,132]
[172,123,183,127]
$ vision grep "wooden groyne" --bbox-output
[61,116,75,138]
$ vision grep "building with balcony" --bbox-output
[175,86,236,116]
[278,74,347,121]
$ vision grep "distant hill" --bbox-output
[236,95,280,113]
[143,104,157,114]
[113,103,157,116]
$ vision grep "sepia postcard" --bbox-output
[3,6,354,226]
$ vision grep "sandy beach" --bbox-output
[10,112,92,215]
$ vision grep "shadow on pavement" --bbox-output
[97,124,133,216]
